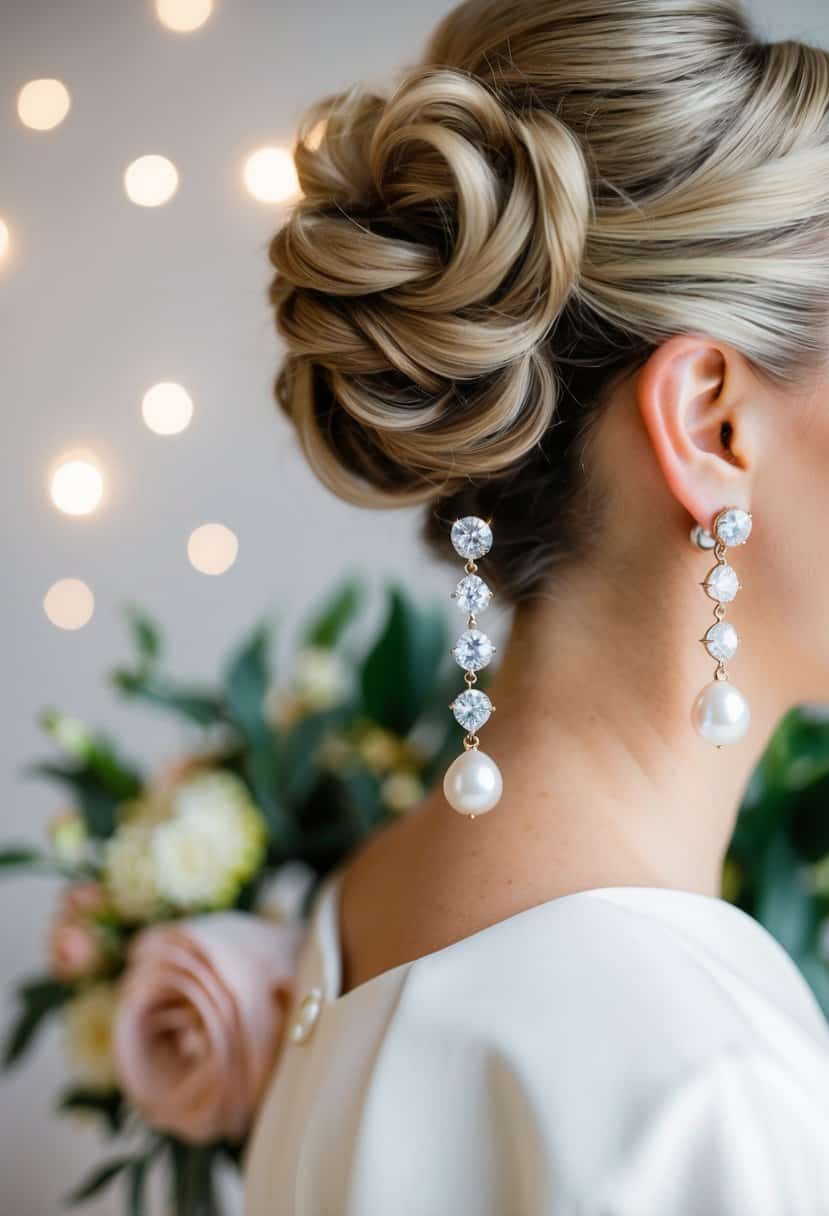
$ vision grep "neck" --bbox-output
[423,539,781,900]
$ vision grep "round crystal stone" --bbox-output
[703,621,740,662]
[704,563,740,603]
[451,517,493,561]
[454,574,492,615]
[714,508,752,547]
[451,689,493,732]
[452,629,495,672]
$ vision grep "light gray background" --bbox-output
[2,1,827,1212]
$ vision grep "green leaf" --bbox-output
[787,772,829,862]
[39,711,142,796]
[0,846,45,871]
[3,977,72,1068]
[282,706,352,807]
[58,1086,125,1133]
[168,1141,221,1216]
[224,624,288,842]
[305,580,362,649]
[0,846,92,881]
[224,623,272,744]
[28,761,128,840]
[754,830,816,958]
[124,603,162,666]
[360,586,448,736]
[66,1156,137,1205]
[128,1155,151,1216]
[31,714,143,839]
[111,668,227,727]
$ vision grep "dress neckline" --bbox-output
[307,870,828,1034]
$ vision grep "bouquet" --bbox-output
[1,582,458,1213]
[3,578,829,1214]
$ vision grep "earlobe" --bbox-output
[637,336,750,529]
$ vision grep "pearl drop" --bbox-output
[692,681,751,747]
[443,749,503,817]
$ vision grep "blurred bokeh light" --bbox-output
[155,0,214,32]
[141,381,194,435]
[242,146,299,203]
[124,155,179,207]
[17,78,71,131]
[187,523,239,575]
[49,458,105,517]
[43,579,95,630]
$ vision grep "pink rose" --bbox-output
[114,914,302,1143]
[49,882,109,980]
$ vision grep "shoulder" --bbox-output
[363,892,829,1213]
[590,1047,829,1214]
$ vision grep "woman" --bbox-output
[245,1,829,1211]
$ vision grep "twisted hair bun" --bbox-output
[270,67,591,506]
[271,0,829,601]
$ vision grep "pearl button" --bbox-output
[692,680,751,747]
[443,749,503,817]
[289,987,323,1046]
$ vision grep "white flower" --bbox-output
[381,771,425,814]
[152,773,266,911]
[64,982,119,1091]
[104,822,163,922]
[293,647,349,710]
[256,861,316,925]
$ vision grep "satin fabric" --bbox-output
[244,879,829,1215]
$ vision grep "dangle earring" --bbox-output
[690,507,753,746]
[443,517,503,818]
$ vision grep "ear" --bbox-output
[637,335,757,530]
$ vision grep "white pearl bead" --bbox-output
[443,748,503,817]
[692,681,751,746]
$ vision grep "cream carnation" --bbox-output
[152,772,266,911]
[104,822,163,922]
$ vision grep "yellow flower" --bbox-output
[381,771,425,815]
[64,983,118,1091]
[357,727,403,774]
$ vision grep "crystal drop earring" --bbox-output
[690,507,752,747]
[443,516,503,819]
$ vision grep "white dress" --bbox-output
[244,875,829,1215]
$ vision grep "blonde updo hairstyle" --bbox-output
[270,0,829,602]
